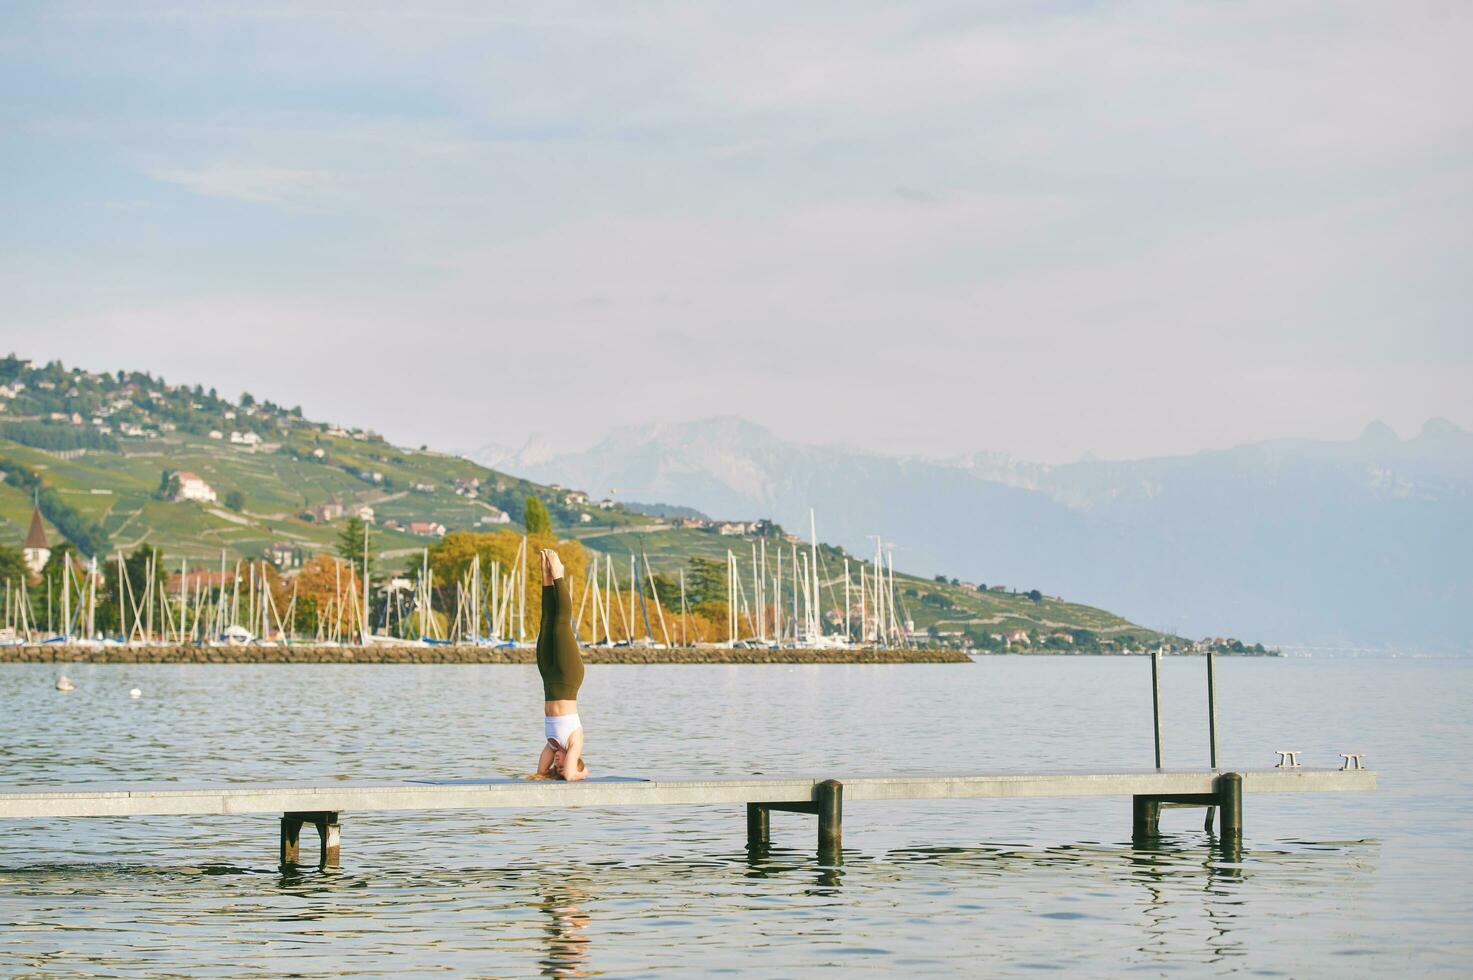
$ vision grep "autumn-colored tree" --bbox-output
[560,561,725,645]
[425,530,590,640]
[667,609,723,645]
[694,600,731,642]
[250,559,292,637]
[289,554,365,638]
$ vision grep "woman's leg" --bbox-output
[550,576,586,696]
[535,551,560,771]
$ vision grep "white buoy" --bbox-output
[56,676,75,692]
[129,688,142,699]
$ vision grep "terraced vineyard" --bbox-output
[0,356,1185,651]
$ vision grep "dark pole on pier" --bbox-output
[816,779,843,864]
[1150,645,1163,769]
[746,803,770,850]
[1217,772,1242,840]
[1204,647,1220,831]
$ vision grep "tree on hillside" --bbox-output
[684,557,727,606]
[48,492,108,557]
[524,496,551,535]
[650,571,681,609]
[1027,589,1043,603]
[224,489,245,512]
[101,545,167,636]
[337,516,374,578]
[0,544,27,591]
[36,543,78,629]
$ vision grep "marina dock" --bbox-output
[0,767,1375,867]
[0,643,971,664]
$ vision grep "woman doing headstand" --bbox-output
[536,548,587,781]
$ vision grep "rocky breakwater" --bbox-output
[3,644,971,665]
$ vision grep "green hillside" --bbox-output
[0,354,1206,652]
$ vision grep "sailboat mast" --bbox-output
[751,542,761,642]
[362,519,371,645]
[809,509,820,639]
[643,552,670,646]
[679,568,688,647]
[61,559,71,641]
[844,558,850,641]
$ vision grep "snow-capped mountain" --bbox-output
[481,416,1473,653]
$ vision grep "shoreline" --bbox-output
[0,644,972,665]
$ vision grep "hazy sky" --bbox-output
[3,1,1470,462]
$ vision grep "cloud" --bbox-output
[2,0,1470,461]
[148,165,351,210]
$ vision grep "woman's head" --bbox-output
[551,755,586,780]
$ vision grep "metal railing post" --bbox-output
[1206,647,1219,768]
[1150,645,1163,768]
[1204,647,1220,831]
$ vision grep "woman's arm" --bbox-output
[560,727,587,781]
[536,741,558,777]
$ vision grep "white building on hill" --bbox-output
[170,471,218,503]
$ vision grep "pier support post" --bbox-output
[744,781,843,862]
[1216,773,1242,840]
[746,803,770,850]
[280,811,340,868]
[816,779,843,864]
[1132,796,1162,840]
[280,814,302,866]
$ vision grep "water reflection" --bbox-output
[537,885,593,978]
[743,845,846,892]
[886,837,1379,969]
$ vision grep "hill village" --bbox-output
[0,355,1269,655]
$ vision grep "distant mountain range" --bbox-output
[485,417,1473,653]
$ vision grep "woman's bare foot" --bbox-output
[540,548,553,587]
[546,549,564,582]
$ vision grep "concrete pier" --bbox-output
[0,767,1373,867]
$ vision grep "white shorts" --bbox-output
[545,713,582,749]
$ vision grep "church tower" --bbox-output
[22,505,50,576]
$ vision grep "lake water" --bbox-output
[1,657,1468,976]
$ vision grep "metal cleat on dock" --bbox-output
[1275,750,1302,768]
[1340,753,1365,770]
